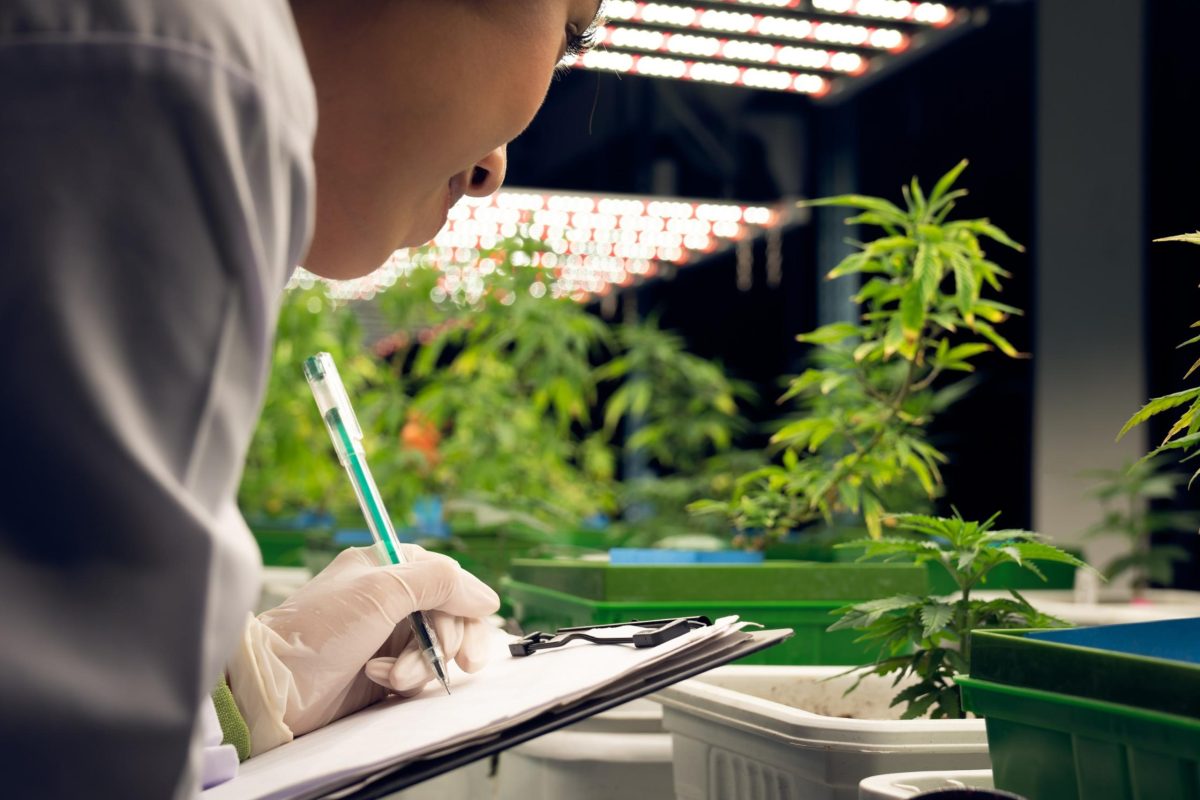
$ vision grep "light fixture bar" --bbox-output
[608,0,953,26]
[601,1,910,51]
[596,25,869,74]
[296,188,784,302]
[569,50,829,94]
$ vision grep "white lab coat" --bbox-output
[0,0,316,796]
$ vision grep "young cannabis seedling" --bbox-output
[828,512,1088,719]
[1084,456,1200,596]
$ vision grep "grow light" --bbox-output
[293,188,787,303]
[565,0,965,96]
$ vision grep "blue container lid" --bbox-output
[608,548,765,565]
[1028,617,1200,665]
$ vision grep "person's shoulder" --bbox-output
[0,0,313,129]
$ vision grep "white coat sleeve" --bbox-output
[0,0,316,797]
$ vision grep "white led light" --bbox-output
[641,2,697,26]
[914,2,951,23]
[776,45,830,69]
[610,27,667,50]
[814,21,870,45]
[812,0,854,12]
[698,9,757,32]
[581,50,636,72]
[868,27,905,48]
[668,33,723,57]
[636,55,689,78]
[829,51,864,72]
[721,39,776,62]
[689,61,742,84]
[741,67,794,90]
[757,15,814,39]
[856,0,913,20]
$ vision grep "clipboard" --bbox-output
[335,627,792,799]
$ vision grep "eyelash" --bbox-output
[555,25,598,78]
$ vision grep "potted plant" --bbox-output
[691,159,1025,546]
[956,230,1200,800]
[654,512,1085,800]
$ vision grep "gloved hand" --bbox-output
[227,544,500,755]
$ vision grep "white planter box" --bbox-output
[858,769,994,799]
[655,666,989,800]
[495,699,674,800]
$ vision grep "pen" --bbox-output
[303,351,451,695]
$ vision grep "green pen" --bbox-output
[303,351,451,695]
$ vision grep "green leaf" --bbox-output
[1118,386,1200,440]
[802,194,909,225]
[797,322,861,346]
[918,603,954,638]
[928,159,969,207]
[899,282,925,342]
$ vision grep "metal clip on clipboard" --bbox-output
[509,616,713,657]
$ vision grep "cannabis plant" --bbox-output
[1121,232,1200,476]
[691,161,1025,542]
[829,513,1087,718]
[1084,456,1200,595]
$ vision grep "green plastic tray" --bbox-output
[927,557,1078,595]
[960,622,1200,800]
[507,558,928,602]
[504,578,904,666]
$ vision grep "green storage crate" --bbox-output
[959,619,1200,800]
[503,559,929,666]
[927,551,1081,595]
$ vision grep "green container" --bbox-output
[959,619,1200,800]
[504,559,929,665]
[251,526,315,567]
[927,550,1081,595]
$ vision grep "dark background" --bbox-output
[508,0,1200,583]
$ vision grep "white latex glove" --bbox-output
[227,545,500,755]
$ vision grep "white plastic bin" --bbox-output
[496,698,675,800]
[858,769,995,799]
[655,666,990,800]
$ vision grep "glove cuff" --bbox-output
[227,613,295,756]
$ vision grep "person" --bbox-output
[0,0,604,797]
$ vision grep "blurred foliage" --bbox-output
[238,287,382,521]
[1084,456,1199,594]
[240,237,750,544]
[691,160,1025,543]
[830,512,1086,719]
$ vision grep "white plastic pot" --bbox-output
[495,698,675,800]
[655,666,990,800]
[858,769,995,799]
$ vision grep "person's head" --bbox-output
[289,0,604,279]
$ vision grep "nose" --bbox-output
[465,145,507,197]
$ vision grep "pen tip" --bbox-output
[439,675,451,695]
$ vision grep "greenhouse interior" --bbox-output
[5,1,1200,799]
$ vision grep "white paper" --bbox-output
[204,616,748,800]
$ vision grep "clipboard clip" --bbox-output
[509,616,713,657]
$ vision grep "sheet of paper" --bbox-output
[204,616,748,800]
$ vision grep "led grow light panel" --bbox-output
[295,188,783,303]
[565,0,963,95]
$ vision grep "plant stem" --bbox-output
[808,353,921,512]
